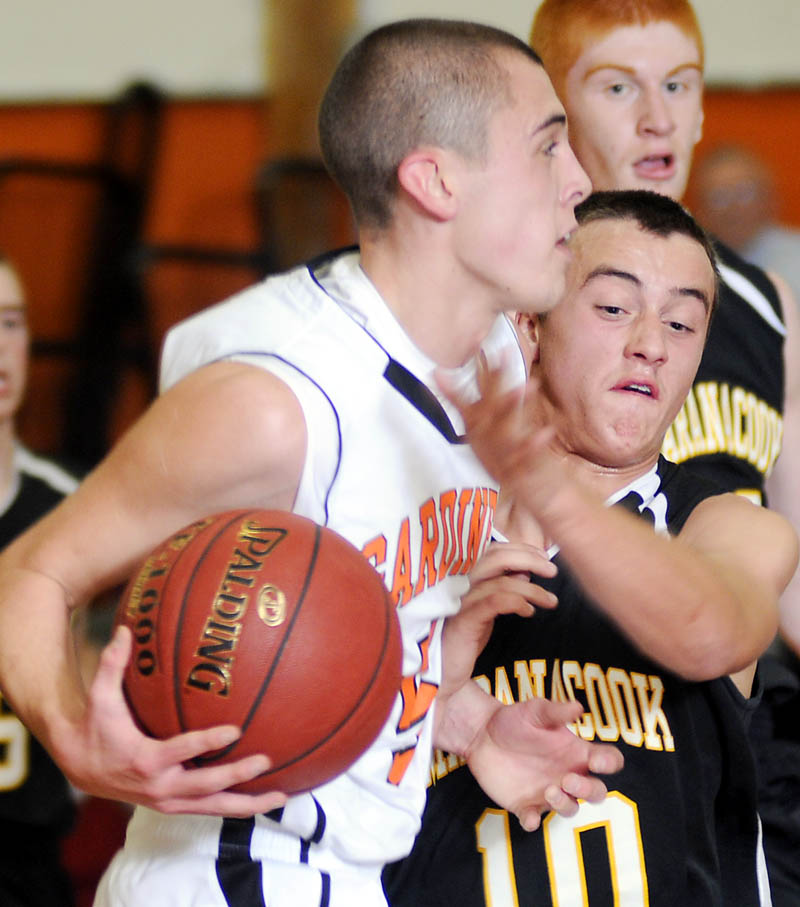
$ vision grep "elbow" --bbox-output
[665,607,778,682]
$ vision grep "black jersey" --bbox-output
[661,240,785,504]
[0,448,79,833]
[383,457,766,907]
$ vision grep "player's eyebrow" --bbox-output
[532,112,566,136]
[583,267,711,310]
[675,286,711,310]
[583,62,702,80]
[583,266,640,288]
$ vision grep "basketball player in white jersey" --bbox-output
[0,19,625,907]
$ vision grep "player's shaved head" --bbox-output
[319,18,544,230]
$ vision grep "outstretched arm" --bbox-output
[442,363,798,684]
[0,361,306,813]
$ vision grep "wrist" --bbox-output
[433,679,501,757]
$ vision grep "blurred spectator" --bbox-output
[693,144,800,301]
[0,252,126,906]
[0,252,80,904]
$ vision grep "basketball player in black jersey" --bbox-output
[383,191,797,906]
[527,4,800,901]
[0,254,83,905]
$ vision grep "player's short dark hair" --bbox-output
[576,189,719,318]
[319,18,543,230]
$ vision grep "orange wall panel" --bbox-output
[689,86,800,227]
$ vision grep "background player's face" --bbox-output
[0,264,29,425]
[561,22,704,201]
[452,51,591,316]
[531,218,714,470]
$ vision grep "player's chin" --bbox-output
[517,273,565,316]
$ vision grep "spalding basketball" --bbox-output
[115,509,402,794]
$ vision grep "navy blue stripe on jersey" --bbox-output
[306,245,360,279]
[310,249,468,444]
[216,817,266,907]
[299,796,327,863]
[207,351,343,525]
[383,359,465,444]
[320,873,331,907]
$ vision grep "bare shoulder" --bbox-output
[116,359,307,509]
[157,359,306,443]
[9,361,309,600]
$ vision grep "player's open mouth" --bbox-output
[633,154,675,180]
[616,381,658,399]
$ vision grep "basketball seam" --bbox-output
[193,519,325,767]
[246,582,396,784]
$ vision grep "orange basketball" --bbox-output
[115,509,402,794]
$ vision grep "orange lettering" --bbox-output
[362,535,387,575]
[387,623,440,786]
[449,489,475,575]
[390,518,414,607]
[461,488,488,574]
[437,489,458,581]
[414,498,440,596]
[396,675,438,733]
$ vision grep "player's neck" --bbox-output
[360,232,498,368]
[569,451,662,501]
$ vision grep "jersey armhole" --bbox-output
[227,352,341,524]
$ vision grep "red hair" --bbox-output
[530,0,704,97]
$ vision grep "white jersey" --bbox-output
[97,250,525,906]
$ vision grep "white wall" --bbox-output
[361,0,800,86]
[0,0,266,100]
[0,0,797,102]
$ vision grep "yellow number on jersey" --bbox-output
[0,693,29,790]
[477,793,649,906]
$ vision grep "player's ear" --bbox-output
[397,148,458,221]
[514,313,542,375]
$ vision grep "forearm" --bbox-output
[0,555,86,763]
[532,482,779,679]
[433,679,500,757]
